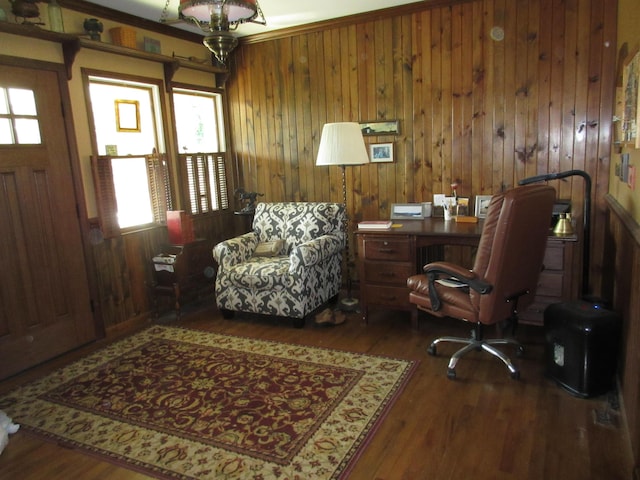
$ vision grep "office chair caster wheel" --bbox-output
[447,368,456,380]
[427,345,437,356]
[511,370,520,380]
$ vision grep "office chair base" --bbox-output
[428,335,523,380]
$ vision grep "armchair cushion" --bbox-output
[254,239,286,257]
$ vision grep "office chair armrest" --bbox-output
[423,261,493,311]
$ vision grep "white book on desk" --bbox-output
[358,220,393,230]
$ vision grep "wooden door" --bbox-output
[0,64,96,379]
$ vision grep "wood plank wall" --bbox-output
[226,0,617,299]
[91,212,245,332]
[606,196,640,472]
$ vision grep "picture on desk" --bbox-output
[475,195,493,218]
[456,197,469,216]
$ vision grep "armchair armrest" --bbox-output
[422,261,493,311]
[289,234,343,272]
[213,232,258,269]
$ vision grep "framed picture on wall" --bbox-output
[360,120,399,136]
[369,142,394,163]
[622,49,640,148]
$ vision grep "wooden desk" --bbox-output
[355,218,576,328]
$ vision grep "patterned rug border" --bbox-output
[1,325,418,479]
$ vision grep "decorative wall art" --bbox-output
[360,120,399,136]
[369,142,394,163]
[622,49,640,148]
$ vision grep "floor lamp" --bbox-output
[316,122,370,311]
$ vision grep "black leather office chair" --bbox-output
[407,185,556,379]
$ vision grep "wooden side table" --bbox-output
[151,238,216,317]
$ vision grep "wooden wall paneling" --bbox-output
[524,0,541,181]
[481,0,495,194]
[590,0,616,298]
[308,32,326,202]
[430,9,445,195]
[471,1,485,196]
[399,15,415,205]
[373,18,393,216]
[548,0,566,187]
[606,199,640,469]
[226,0,616,300]
[441,6,454,198]
[502,0,516,190]
[272,38,289,200]
[535,0,552,178]
[451,4,464,194]
[492,0,508,192]
[513,0,529,184]
[559,0,579,183]
[411,12,426,204]
[291,35,311,202]
[265,41,285,201]
[232,48,253,194]
[460,3,474,199]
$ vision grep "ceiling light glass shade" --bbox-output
[179,0,258,27]
[178,0,264,65]
[316,123,370,166]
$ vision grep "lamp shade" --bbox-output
[316,122,370,166]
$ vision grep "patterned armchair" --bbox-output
[213,202,346,327]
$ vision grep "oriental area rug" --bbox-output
[0,326,416,479]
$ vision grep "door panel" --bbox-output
[0,65,96,379]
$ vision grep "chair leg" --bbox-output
[427,324,522,380]
[481,343,521,379]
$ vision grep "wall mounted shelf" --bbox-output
[0,22,229,88]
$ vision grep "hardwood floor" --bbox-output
[0,301,633,479]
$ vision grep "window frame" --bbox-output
[170,83,233,217]
[82,69,174,236]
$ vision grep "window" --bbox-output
[0,87,42,144]
[172,88,229,215]
[86,73,170,236]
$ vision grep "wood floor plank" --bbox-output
[0,301,633,479]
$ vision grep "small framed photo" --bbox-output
[360,120,399,136]
[115,99,140,132]
[369,142,394,163]
[143,37,162,54]
[475,195,492,218]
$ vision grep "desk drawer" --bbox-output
[536,271,563,297]
[363,238,412,261]
[364,262,414,285]
[543,244,564,270]
[363,285,411,308]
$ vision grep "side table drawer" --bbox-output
[363,238,412,261]
[364,262,414,285]
[363,285,411,308]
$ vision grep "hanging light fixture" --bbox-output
[175,0,266,65]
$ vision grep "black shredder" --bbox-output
[544,301,621,398]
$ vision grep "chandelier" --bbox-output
[173,0,266,65]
